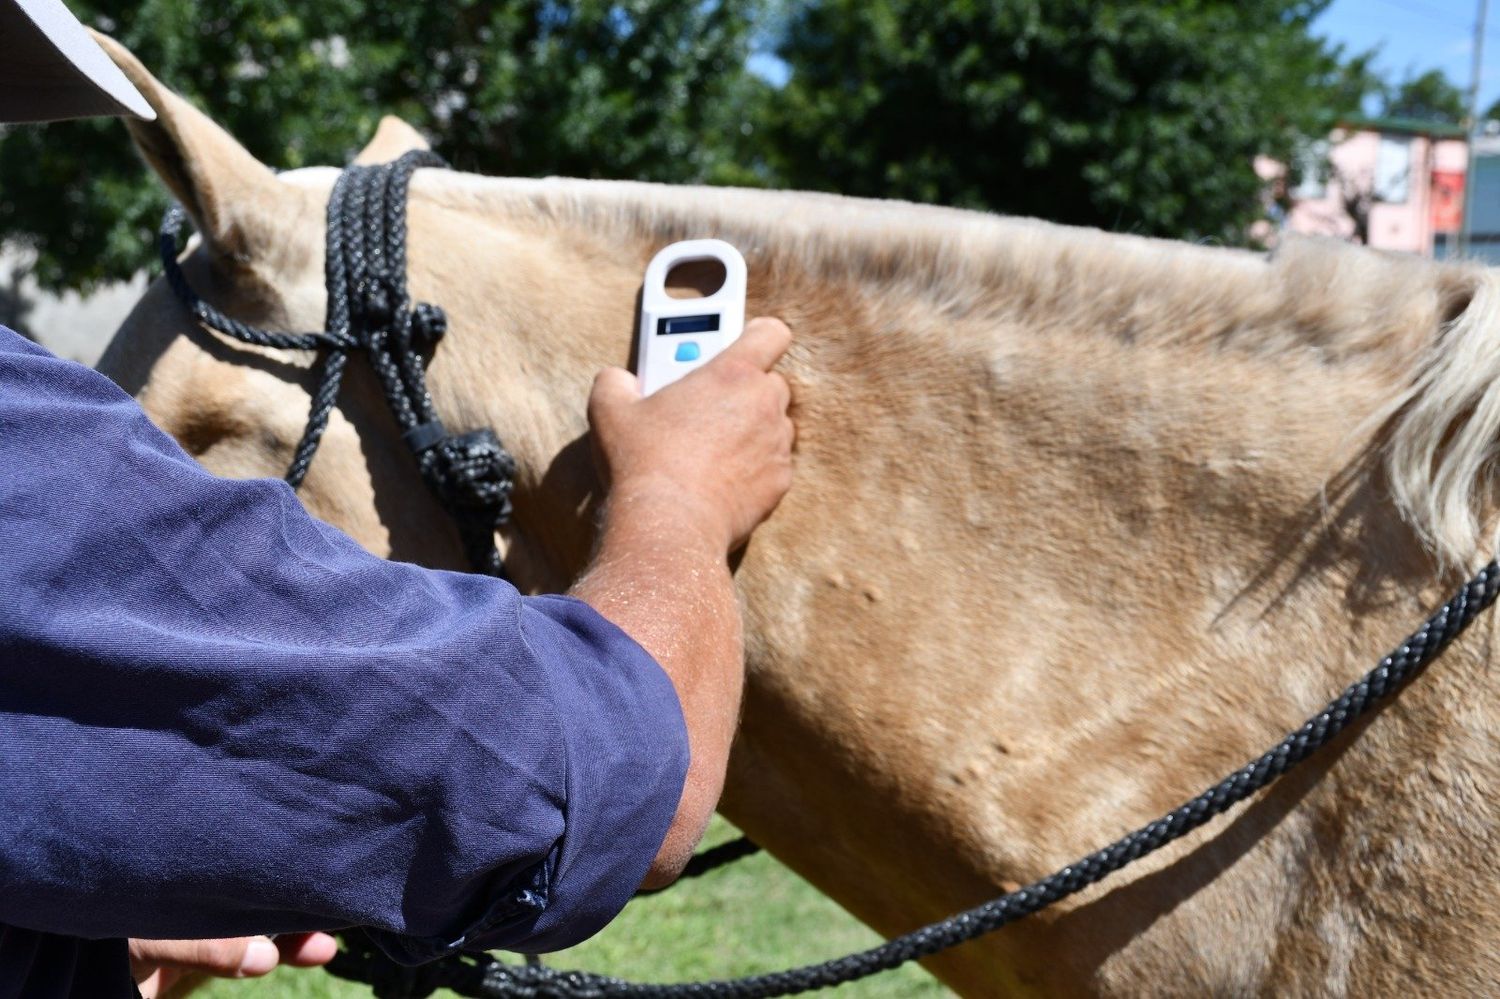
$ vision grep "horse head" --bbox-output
[97,32,655,591]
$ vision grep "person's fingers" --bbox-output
[130,936,280,978]
[276,931,339,967]
[133,969,168,999]
[721,317,792,371]
[767,370,792,412]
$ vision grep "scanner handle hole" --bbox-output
[664,258,727,299]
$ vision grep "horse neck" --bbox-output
[618,213,1491,989]
[410,181,1474,718]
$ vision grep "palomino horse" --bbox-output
[94,37,1499,997]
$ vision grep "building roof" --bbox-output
[1343,115,1468,139]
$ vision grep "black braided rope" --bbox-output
[158,150,515,576]
[325,561,1500,998]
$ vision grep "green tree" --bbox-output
[765,0,1359,241]
[1326,48,1386,120]
[1,0,766,290]
[1381,68,1465,124]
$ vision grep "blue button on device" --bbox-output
[674,341,701,362]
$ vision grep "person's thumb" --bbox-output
[589,367,643,420]
[720,317,792,372]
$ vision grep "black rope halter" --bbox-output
[159,149,515,576]
[158,152,1500,998]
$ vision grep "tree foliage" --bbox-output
[765,0,1358,241]
[3,0,1381,290]
[1381,68,1466,124]
[1,0,763,290]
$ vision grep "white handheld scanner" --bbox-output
[636,239,747,396]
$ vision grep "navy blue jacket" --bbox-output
[0,328,689,996]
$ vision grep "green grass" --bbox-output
[198,817,951,999]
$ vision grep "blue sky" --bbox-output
[1316,0,1499,110]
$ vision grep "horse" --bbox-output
[93,36,1500,996]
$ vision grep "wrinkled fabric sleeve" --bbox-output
[0,328,689,959]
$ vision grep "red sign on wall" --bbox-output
[1433,170,1465,232]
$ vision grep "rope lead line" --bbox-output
[158,150,516,577]
[325,562,1500,998]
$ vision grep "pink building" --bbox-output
[1260,119,1469,257]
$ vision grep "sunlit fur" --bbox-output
[96,34,1500,997]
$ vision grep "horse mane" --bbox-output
[406,171,1500,568]
[1373,267,1500,569]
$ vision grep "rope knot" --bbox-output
[430,428,517,527]
[410,302,448,348]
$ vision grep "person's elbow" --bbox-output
[639,781,716,890]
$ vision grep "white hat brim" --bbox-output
[0,0,154,122]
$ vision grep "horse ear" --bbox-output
[90,32,282,261]
[354,116,430,165]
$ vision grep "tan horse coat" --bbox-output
[94,38,1500,997]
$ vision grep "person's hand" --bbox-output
[129,933,338,999]
[588,316,795,553]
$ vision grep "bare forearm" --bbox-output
[575,317,792,885]
[569,486,745,885]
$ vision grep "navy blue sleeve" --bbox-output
[0,327,689,959]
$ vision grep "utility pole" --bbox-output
[1459,0,1490,258]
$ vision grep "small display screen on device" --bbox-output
[658,314,720,336]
